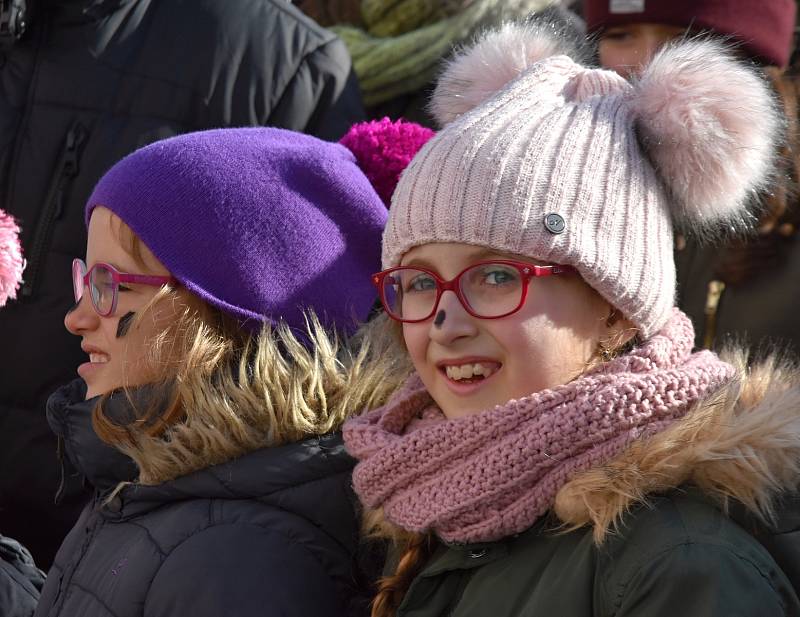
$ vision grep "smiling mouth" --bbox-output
[442,362,500,383]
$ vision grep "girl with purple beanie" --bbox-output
[342,21,800,617]
[35,127,412,617]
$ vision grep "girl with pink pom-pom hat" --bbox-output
[341,18,800,617]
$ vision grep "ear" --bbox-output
[603,308,638,350]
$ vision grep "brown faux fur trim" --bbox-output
[553,348,800,544]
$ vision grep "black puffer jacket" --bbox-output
[0,0,364,568]
[0,535,45,617]
[37,379,373,617]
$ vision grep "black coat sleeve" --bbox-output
[268,36,365,141]
[0,536,45,617]
[144,524,345,617]
[609,541,794,616]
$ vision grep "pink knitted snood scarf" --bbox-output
[344,310,735,544]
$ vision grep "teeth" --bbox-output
[445,363,496,381]
[89,353,109,364]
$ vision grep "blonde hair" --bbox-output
[93,216,413,486]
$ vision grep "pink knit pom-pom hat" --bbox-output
[0,208,24,307]
[383,21,781,338]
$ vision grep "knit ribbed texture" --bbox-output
[384,54,675,337]
[344,310,735,544]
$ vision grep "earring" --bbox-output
[596,341,613,362]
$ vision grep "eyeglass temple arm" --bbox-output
[531,264,576,276]
[117,273,175,285]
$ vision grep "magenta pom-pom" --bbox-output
[340,118,435,207]
[0,208,24,306]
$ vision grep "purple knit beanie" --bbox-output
[86,127,388,335]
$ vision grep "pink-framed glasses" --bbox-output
[72,258,175,317]
[372,260,577,323]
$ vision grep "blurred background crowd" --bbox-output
[0,0,798,603]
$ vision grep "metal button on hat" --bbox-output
[544,213,566,234]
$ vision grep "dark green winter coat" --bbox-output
[391,352,800,616]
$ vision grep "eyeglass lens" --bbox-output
[72,259,86,303]
[71,259,116,315]
[382,263,524,320]
[89,264,115,315]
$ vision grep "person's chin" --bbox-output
[434,371,506,418]
[437,389,507,420]
[79,371,116,401]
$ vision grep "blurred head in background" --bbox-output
[584,0,796,77]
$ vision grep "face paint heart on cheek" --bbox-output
[116,311,136,339]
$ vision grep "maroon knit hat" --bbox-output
[584,0,796,67]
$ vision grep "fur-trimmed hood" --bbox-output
[554,349,800,543]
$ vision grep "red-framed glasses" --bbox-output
[372,260,577,323]
[72,258,175,317]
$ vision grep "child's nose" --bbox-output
[64,296,99,335]
[429,291,478,343]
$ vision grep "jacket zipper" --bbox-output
[20,121,89,300]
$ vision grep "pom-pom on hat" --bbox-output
[0,208,24,307]
[384,21,780,338]
[86,127,388,336]
[339,118,435,207]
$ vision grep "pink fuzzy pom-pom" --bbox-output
[0,209,24,306]
[630,38,781,233]
[340,118,435,207]
[430,20,584,127]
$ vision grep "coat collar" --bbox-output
[553,349,800,543]
[46,379,356,520]
[47,379,139,495]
